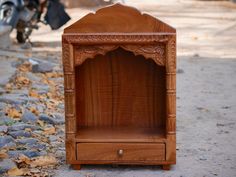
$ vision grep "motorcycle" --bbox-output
[0,0,70,43]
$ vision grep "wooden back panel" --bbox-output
[76,48,166,129]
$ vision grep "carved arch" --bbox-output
[74,44,165,66]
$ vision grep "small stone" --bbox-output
[216,123,225,127]
[55,150,65,158]
[0,94,26,105]
[0,94,39,105]
[11,60,24,68]
[32,62,54,73]
[33,130,44,135]
[31,83,50,94]
[8,130,31,138]
[10,89,29,96]
[39,114,63,125]
[49,135,58,142]
[39,151,47,156]
[221,106,230,109]
[58,103,64,109]
[52,118,65,125]
[8,150,40,158]
[16,138,38,145]
[199,156,207,161]
[0,102,7,110]
[25,72,41,82]
[8,123,39,131]
[27,143,46,150]
[0,159,16,174]
[23,151,40,158]
[3,142,16,149]
[0,136,14,148]
[39,114,54,124]
[0,116,14,126]
[22,111,38,123]
[36,105,45,113]
[52,113,65,125]
[0,125,8,133]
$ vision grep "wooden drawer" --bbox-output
[77,143,165,161]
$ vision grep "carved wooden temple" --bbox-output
[62,3,176,170]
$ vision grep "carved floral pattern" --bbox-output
[62,43,73,73]
[75,45,118,65]
[122,44,165,66]
[74,44,165,66]
[62,34,170,44]
[166,37,176,72]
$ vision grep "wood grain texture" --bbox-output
[62,3,176,168]
[75,127,165,143]
[74,44,165,66]
[64,3,175,33]
[76,48,166,128]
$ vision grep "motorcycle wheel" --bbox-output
[16,31,27,43]
[0,3,18,28]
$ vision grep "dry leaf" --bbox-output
[31,156,57,167]
[18,62,32,72]
[37,120,44,127]
[15,154,31,165]
[45,102,54,109]
[7,167,25,176]
[29,90,39,98]
[5,83,13,90]
[6,108,22,119]
[45,72,63,78]
[29,107,39,116]
[24,128,32,132]
[0,150,8,159]
[43,127,56,135]
[16,76,30,85]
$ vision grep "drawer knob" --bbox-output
[117,149,123,156]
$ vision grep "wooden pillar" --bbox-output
[62,41,77,163]
[165,36,176,163]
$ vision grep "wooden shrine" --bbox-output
[62,3,176,170]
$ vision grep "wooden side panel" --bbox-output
[77,143,165,161]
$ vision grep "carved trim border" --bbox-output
[62,34,172,44]
[74,44,165,66]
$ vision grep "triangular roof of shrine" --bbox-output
[64,3,176,34]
